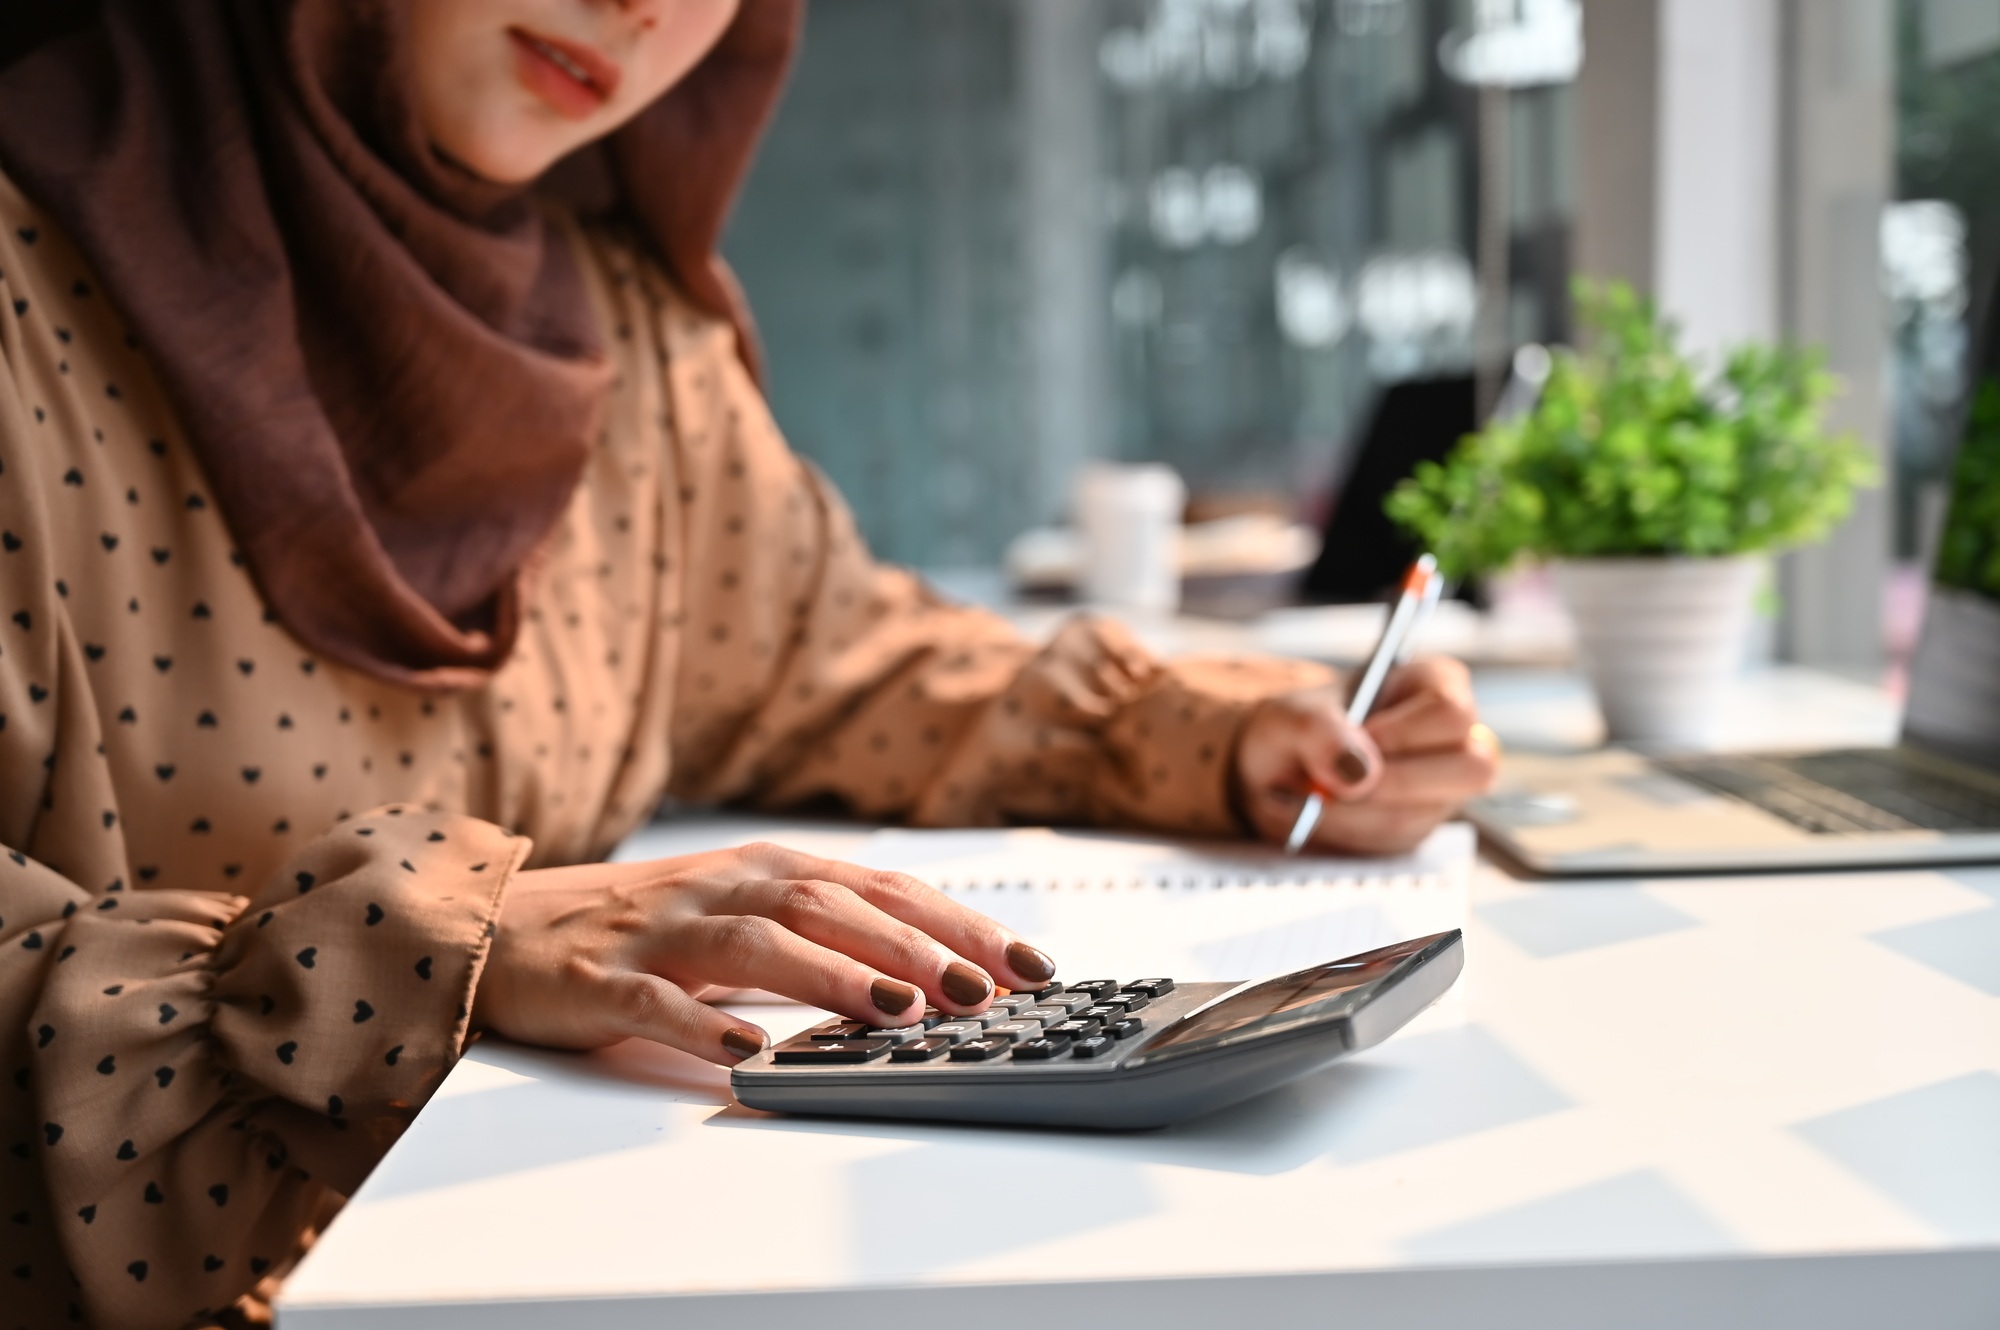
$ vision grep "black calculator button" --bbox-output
[1107,1018,1145,1040]
[774,1038,891,1064]
[1028,981,1065,1001]
[1065,980,1119,1000]
[1124,978,1175,998]
[890,1037,952,1063]
[1047,1019,1099,1040]
[920,1008,946,1029]
[1079,1005,1123,1025]
[949,1036,1012,1063]
[1101,992,1150,1013]
[1012,1037,1067,1061]
[1071,1035,1116,1059]
[811,1023,870,1042]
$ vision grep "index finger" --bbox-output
[738,843,1057,991]
[1365,659,1478,753]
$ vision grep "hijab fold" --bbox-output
[0,0,801,688]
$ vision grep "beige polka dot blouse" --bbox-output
[0,169,1328,1329]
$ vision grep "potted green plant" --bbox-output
[1386,280,1876,745]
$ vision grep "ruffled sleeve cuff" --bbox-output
[27,805,529,1328]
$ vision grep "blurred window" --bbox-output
[726,0,1575,568]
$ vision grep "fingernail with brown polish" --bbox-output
[1337,745,1372,785]
[720,1028,765,1061]
[941,961,993,1007]
[870,977,921,1016]
[1005,940,1056,984]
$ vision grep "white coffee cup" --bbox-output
[1075,463,1186,612]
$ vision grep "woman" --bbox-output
[0,2,1497,1325]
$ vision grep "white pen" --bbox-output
[1283,554,1441,855]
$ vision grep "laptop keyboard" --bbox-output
[1658,749,2000,834]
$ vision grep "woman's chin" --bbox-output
[428,108,587,187]
[436,139,563,187]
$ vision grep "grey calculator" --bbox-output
[730,930,1463,1129]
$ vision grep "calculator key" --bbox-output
[773,1038,891,1064]
[949,1036,1013,1062]
[991,994,1037,1014]
[1037,992,1095,1015]
[1022,1006,1068,1026]
[987,1020,1043,1043]
[1065,980,1120,1000]
[1109,992,1150,1013]
[1012,1037,1068,1061]
[1107,1017,1146,1040]
[1124,978,1175,998]
[890,1037,952,1063]
[920,1008,946,1029]
[869,1024,926,1043]
[1071,1035,1116,1059]
[1028,981,1066,1001]
[810,1023,871,1041]
[929,1021,983,1044]
[1079,1005,1124,1025]
[1046,1019,1100,1040]
[954,1007,1011,1027]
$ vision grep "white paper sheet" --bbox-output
[845,822,1472,984]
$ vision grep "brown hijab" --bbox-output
[0,0,802,688]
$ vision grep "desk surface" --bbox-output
[279,672,1999,1330]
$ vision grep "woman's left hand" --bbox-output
[1233,658,1501,855]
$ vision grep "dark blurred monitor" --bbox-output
[1299,373,1477,605]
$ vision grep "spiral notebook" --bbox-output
[658,822,1475,999]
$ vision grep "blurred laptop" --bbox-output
[1469,325,2000,875]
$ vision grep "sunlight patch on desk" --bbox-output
[1793,1072,2000,1243]
[1476,885,1698,958]
[844,1141,1156,1279]
[1868,904,2000,997]
[1400,1170,1739,1264]
[428,1053,539,1102]
[357,1077,686,1202]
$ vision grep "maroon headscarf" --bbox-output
[0,0,802,688]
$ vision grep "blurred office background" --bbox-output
[724,0,1996,680]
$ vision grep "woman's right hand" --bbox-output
[470,842,1058,1065]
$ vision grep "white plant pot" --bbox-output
[1551,556,1763,747]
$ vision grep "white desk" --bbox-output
[279,672,2000,1329]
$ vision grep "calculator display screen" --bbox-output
[1135,934,1441,1058]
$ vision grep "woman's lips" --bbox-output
[508,27,621,120]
